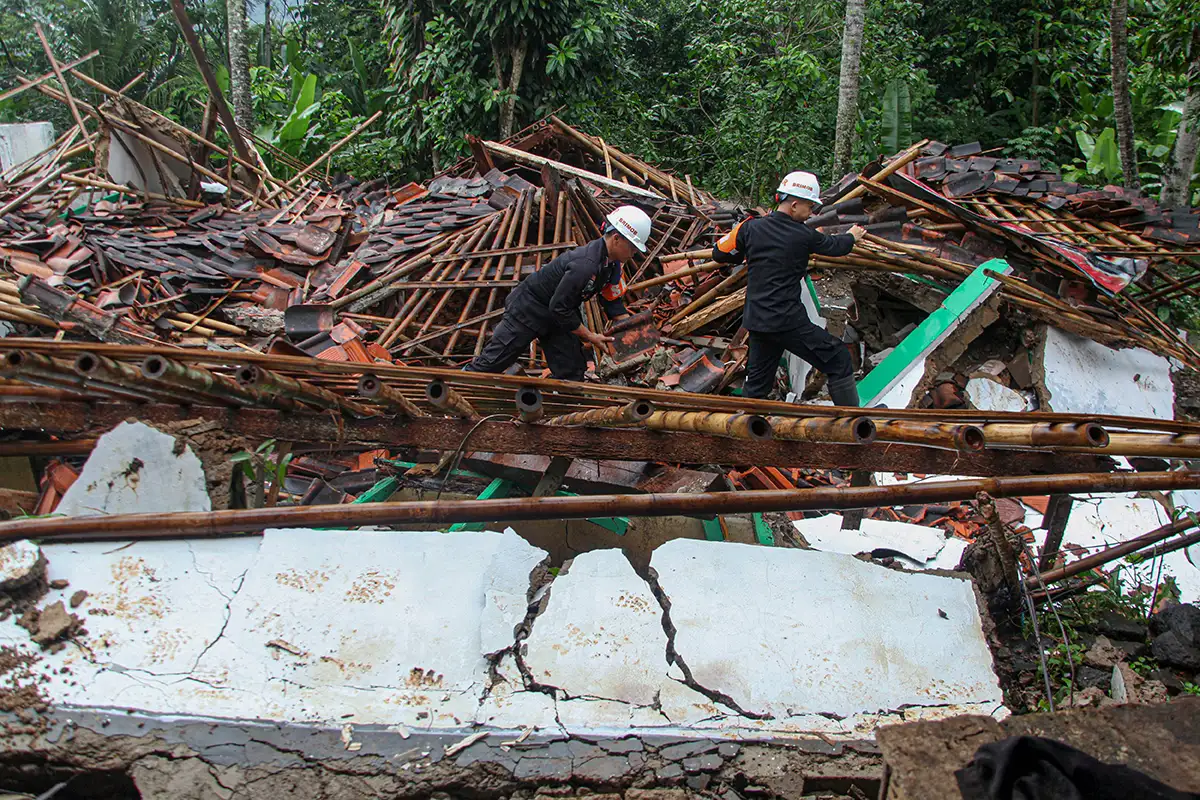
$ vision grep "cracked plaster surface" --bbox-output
[649,539,1004,725]
[7,531,1006,740]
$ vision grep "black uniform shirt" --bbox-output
[506,237,628,333]
[712,211,854,333]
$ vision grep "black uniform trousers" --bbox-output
[465,315,587,381]
[742,317,853,399]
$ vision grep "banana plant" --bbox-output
[1072,127,1122,183]
[881,80,913,154]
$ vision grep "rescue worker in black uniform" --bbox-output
[465,204,652,381]
[711,170,866,404]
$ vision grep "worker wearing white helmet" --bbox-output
[466,204,651,381]
[712,171,866,404]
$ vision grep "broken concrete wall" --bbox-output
[0,122,54,175]
[55,421,211,516]
[1,533,1005,741]
[1037,326,1175,419]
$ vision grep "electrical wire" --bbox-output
[1022,542,1076,708]
[1017,560,1056,712]
[434,413,515,501]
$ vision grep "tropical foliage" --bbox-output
[0,0,1196,205]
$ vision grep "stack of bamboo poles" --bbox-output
[3,340,1200,460]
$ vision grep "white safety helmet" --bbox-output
[777,171,822,205]
[605,205,652,253]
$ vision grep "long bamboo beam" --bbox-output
[1038,517,1198,583]
[3,340,1200,436]
[0,401,1119,476]
[0,472,1194,543]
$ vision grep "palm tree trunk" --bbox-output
[1031,19,1040,128]
[227,0,254,130]
[1110,0,1139,189]
[263,0,272,70]
[1162,27,1200,208]
[832,0,866,179]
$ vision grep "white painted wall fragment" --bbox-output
[3,532,1005,738]
[794,513,967,570]
[966,377,1028,412]
[650,539,1002,720]
[1040,327,1173,419]
[55,421,210,517]
[0,540,43,590]
[0,122,54,173]
[874,356,926,409]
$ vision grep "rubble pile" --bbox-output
[1,51,1200,674]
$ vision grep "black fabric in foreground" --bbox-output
[955,735,1200,800]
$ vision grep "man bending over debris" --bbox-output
[712,171,866,404]
[465,204,652,381]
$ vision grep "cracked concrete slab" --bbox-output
[0,537,260,708]
[650,539,1003,724]
[5,530,1004,741]
[55,421,211,517]
[523,549,668,706]
[178,527,547,726]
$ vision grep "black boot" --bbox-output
[828,375,860,407]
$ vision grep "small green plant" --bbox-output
[230,439,293,509]
[1182,682,1200,696]
[1129,655,1159,677]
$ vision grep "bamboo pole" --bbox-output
[515,386,544,423]
[0,166,66,216]
[236,364,372,417]
[142,355,289,409]
[0,51,98,105]
[168,0,257,179]
[357,375,424,417]
[60,172,205,208]
[644,410,772,440]
[1039,517,1198,583]
[263,111,382,202]
[3,471,1197,543]
[981,422,1109,449]
[630,260,723,292]
[667,266,746,324]
[425,379,479,419]
[771,416,877,445]
[836,140,929,204]
[546,400,656,428]
[33,24,92,151]
[874,420,986,452]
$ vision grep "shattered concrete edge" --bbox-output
[0,707,883,798]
